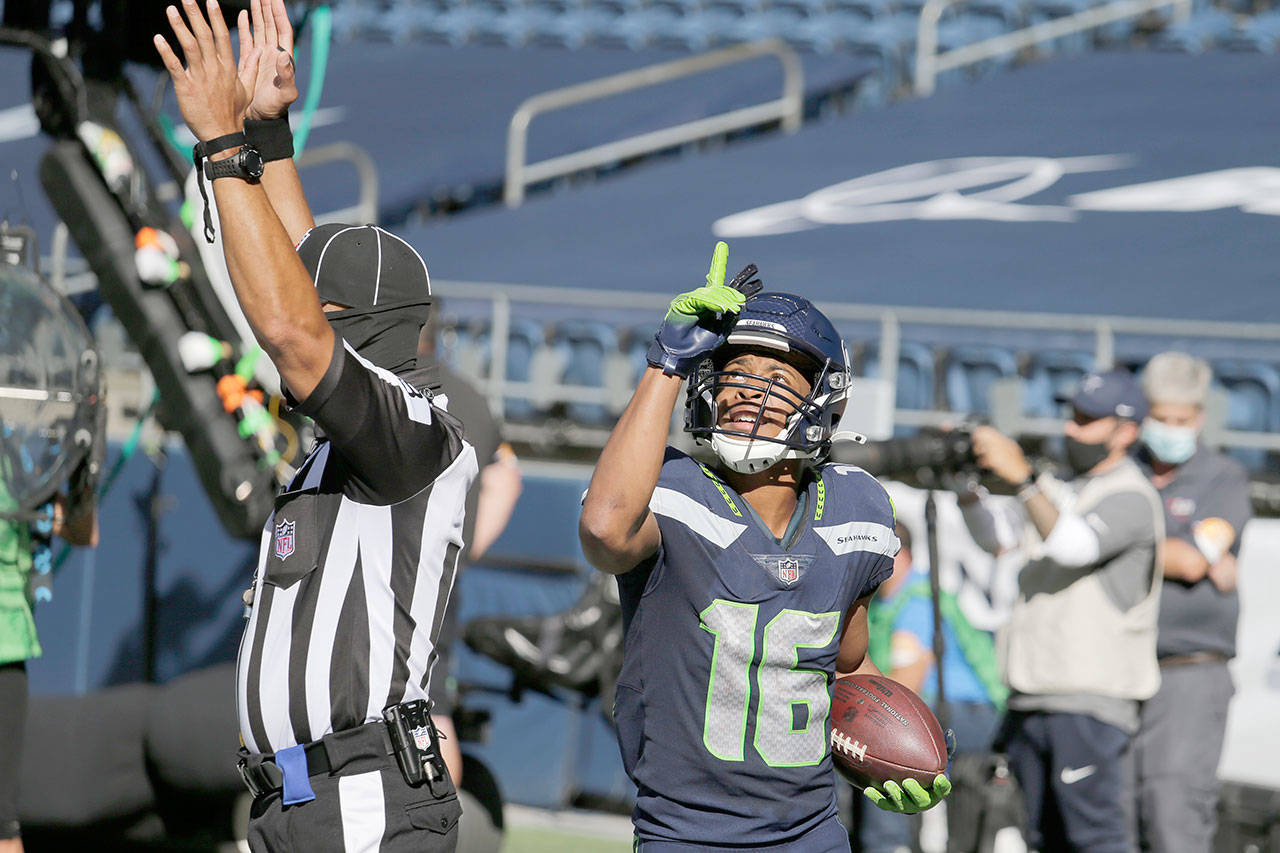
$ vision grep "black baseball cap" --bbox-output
[296,224,431,310]
[1056,368,1148,421]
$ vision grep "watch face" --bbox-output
[242,148,265,179]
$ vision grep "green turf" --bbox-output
[502,826,633,852]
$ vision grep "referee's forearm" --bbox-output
[211,175,333,399]
[260,158,315,245]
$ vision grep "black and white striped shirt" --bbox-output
[236,338,476,755]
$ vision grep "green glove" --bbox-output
[863,774,952,814]
[665,241,744,323]
[646,241,751,377]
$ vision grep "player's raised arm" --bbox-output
[155,0,332,400]
[580,242,745,574]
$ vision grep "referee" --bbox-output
[156,4,474,851]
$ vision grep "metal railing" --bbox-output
[503,39,804,207]
[433,279,1280,453]
[915,0,1193,96]
[296,142,380,226]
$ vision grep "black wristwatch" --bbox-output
[203,144,265,183]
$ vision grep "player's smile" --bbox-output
[714,351,813,440]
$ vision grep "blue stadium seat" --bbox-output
[769,0,833,17]
[727,6,808,42]
[532,7,622,46]
[830,0,895,17]
[943,345,1020,415]
[417,2,501,45]
[443,319,494,381]
[864,341,936,411]
[1023,350,1094,417]
[1024,0,1096,55]
[470,318,547,421]
[1223,10,1280,52]
[596,5,683,48]
[653,7,743,49]
[964,0,1028,30]
[1213,359,1280,471]
[1152,7,1235,53]
[550,320,621,425]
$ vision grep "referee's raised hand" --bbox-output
[238,0,298,121]
[153,0,258,143]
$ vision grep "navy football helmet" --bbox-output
[685,292,859,474]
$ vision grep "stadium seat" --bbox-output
[1023,349,1094,417]
[470,317,548,421]
[549,320,621,425]
[652,7,742,50]
[1223,10,1280,52]
[595,5,684,48]
[943,345,1020,416]
[1152,7,1235,53]
[964,0,1028,30]
[532,7,622,46]
[864,340,937,411]
[830,0,896,17]
[417,1,501,45]
[446,319,494,381]
[727,6,809,42]
[1213,359,1280,471]
[474,4,564,45]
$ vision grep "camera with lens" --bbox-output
[832,424,980,489]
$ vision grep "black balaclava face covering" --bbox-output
[1064,434,1112,477]
[324,303,430,376]
[297,224,432,377]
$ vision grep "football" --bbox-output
[829,674,948,790]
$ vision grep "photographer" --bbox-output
[959,370,1164,853]
[1131,352,1252,853]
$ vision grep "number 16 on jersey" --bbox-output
[700,599,841,768]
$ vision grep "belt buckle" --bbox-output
[237,757,263,798]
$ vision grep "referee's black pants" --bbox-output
[246,724,460,853]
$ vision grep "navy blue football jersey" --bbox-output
[614,448,898,848]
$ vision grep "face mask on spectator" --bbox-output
[1064,435,1111,476]
[1141,417,1197,465]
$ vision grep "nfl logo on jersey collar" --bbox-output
[751,553,816,585]
[274,519,296,560]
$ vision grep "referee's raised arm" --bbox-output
[154,0,333,402]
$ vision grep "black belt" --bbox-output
[1158,651,1229,668]
[238,722,392,799]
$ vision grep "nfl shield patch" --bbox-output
[750,554,815,586]
[274,519,296,560]
[412,725,432,752]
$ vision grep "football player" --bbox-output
[579,243,950,851]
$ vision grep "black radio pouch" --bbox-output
[383,700,449,795]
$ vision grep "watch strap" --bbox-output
[204,155,242,181]
[194,131,247,160]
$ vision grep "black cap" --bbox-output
[296,224,430,310]
[1056,368,1148,421]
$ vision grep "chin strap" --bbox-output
[830,427,868,445]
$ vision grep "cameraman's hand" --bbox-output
[238,0,298,120]
[972,425,1033,486]
[154,0,259,142]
